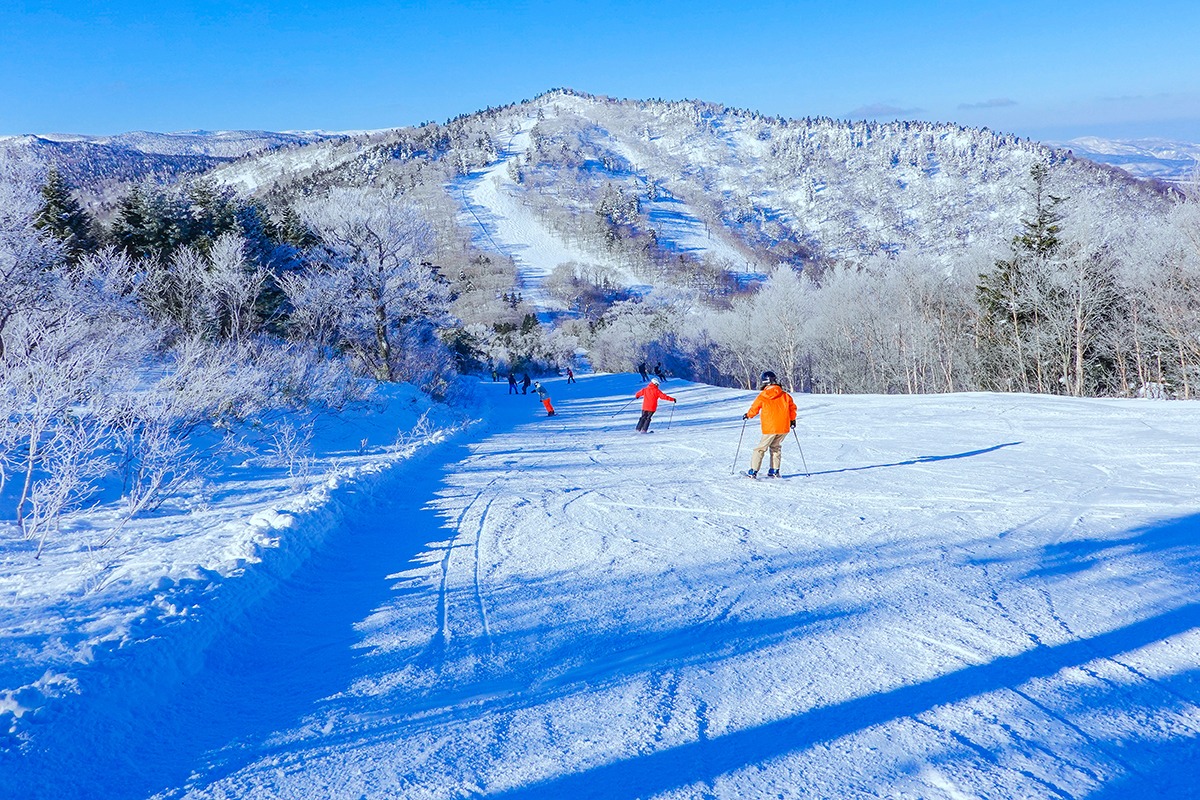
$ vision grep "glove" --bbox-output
[790,420,796,429]
[742,414,749,420]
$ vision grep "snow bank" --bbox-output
[0,383,467,746]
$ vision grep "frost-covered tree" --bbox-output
[0,171,61,359]
[202,233,269,343]
[977,163,1066,392]
[293,189,454,384]
[1117,194,1200,398]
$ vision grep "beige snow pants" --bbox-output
[750,433,787,472]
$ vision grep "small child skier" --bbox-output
[533,381,556,416]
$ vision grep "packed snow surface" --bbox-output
[5,376,1200,799]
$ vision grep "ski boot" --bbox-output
[767,469,780,478]
[746,469,758,479]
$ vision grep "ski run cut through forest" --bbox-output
[4,374,1200,799]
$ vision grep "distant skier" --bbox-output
[634,376,676,433]
[653,363,666,382]
[566,366,576,384]
[508,372,518,395]
[491,366,499,382]
[522,373,531,394]
[637,361,649,382]
[534,381,556,416]
[742,371,797,478]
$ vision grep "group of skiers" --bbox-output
[498,367,574,398]
[632,369,796,477]
[509,366,799,479]
[636,361,667,383]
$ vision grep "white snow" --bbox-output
[451,118,649,311]
[1053,136,1200,184]
[5,376,1200,798]
[601,136,764,275]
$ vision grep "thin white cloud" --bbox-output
[958,98,1018,110]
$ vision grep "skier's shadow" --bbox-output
[803,441,1021,477]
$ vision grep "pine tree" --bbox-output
[1013,163,1064,258]
[32,168,95,263]
[109,187,153,260]
[976,162,1066,392]
[186,180,238,253]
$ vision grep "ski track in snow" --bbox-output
[7,376,1200,799]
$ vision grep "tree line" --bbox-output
[578,164,1200,399]
[0,168,485,561]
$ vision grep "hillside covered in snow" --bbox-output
[1052,136,1200,186]
[208,90,1170,275]
[4,375,1200,799]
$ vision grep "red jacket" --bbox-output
[746,385,797,434]
[635,383,675,412]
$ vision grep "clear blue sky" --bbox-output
[3,0,1198,142]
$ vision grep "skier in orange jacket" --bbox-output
[634,376,676,433]
[743,371,797,478]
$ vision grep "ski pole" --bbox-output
[609,399,635,418]
[667,401,676,429]
[731,417,748,474]
[791,428,810,476]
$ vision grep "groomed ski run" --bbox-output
[5,374,1200,800]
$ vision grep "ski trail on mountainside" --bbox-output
[450,116,645,315]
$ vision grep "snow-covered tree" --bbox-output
[294,189,454,384]
[32,168,96,263]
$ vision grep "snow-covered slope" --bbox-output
[452,119,652,310]
[6,376,1199,799]
[450,101,767,299]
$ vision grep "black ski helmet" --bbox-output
[760,371,778,387]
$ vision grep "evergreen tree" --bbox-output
[109,186,154,260]
[273,206,318,249]
[186,180,238,253]
[32,168,95,263]
[976,162,1066,392]
[1013,163,1065,258]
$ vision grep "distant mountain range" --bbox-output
[1049,136,1199,185]
[0,91,1185,280]
[0,129,345,196]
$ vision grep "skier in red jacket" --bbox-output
[634,377,676,433]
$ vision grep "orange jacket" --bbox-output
[746,385,797,434]
[635,383,675,412]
